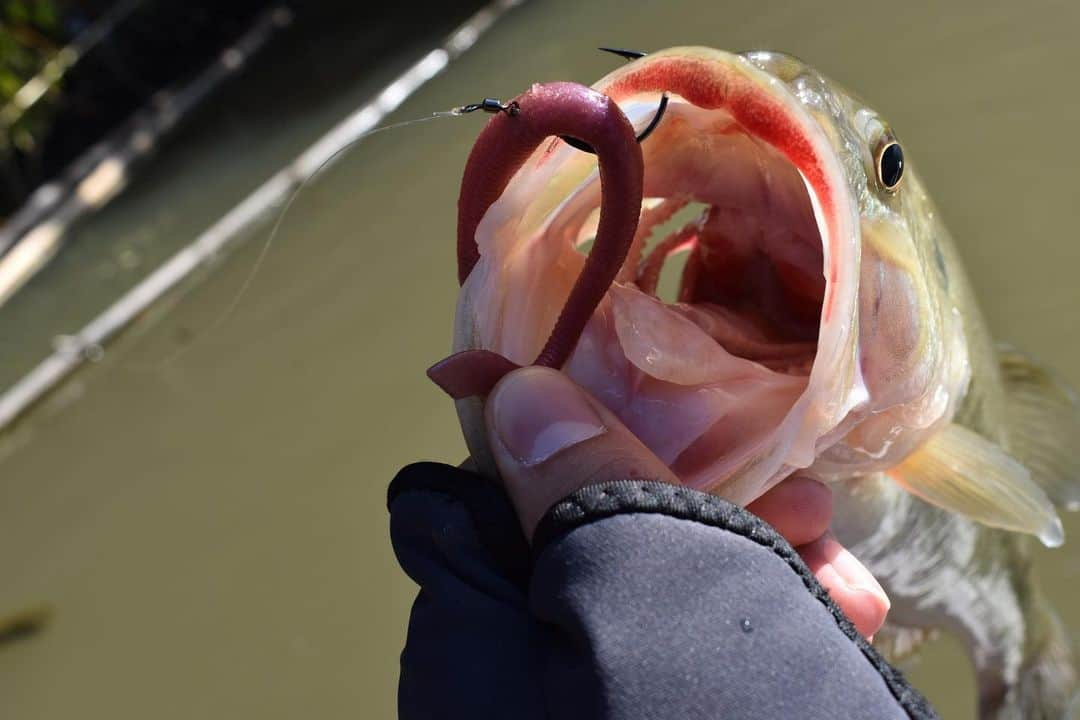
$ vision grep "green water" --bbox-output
[1,1,1078,717]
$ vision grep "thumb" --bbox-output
[485,366,679,540]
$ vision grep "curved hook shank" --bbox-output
[456,82,644,376]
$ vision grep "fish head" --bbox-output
[734,50,973,477]
[450,47,971,503]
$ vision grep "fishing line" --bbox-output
[135,108,464,372]
[216,112,453,331]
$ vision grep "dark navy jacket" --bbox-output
[389,462,937,719]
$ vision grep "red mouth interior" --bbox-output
[586,102,826,375]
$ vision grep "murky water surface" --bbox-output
[2,1,1078,717]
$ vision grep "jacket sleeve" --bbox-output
[388,462,937,720]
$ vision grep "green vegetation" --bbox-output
[0,1,63,167]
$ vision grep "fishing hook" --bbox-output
[559,94,668,154]
[561,47,666,154]
[596,47,648,61]
[455,47,667,154]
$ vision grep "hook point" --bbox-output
[597,47,648,61]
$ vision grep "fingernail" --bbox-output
[828,541,891,610]
[491,367,606,466]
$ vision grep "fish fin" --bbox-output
[889,423,1064,547]
[998,345,1080,511]
[872,623,939,665]
[1006,598,1078,719]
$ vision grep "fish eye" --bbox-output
[876,140,904,191]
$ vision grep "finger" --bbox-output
[747,476,833,547]
[797,533,890,638]
[485,366,680,539]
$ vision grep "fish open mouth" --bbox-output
[607,100,826,376]
[456,49,865,500]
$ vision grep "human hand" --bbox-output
[483,365,890,638]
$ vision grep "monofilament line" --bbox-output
[0,0,529,430]
[212,113,451,335]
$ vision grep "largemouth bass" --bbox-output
[429,47,1080,718]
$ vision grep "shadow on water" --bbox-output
[1,1,1079,718]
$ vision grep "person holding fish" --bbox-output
[391,48,1079,718]
[391,365,932,718]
